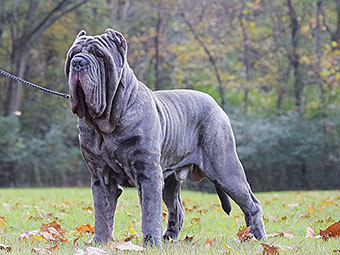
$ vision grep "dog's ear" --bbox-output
[105,29,127,61]
[77,30,87,38]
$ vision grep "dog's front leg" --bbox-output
[135,162,163,248]
[91,169,122,243]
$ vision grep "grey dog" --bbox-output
[65,29,266,247]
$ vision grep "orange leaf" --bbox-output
[75,224,95,234]
[319,220,340,241]
[203,237,216,248]
[261,243,279,255]
[0,216,6,232]
[41,221,66,235]
[0,243,12,252]
[237,226,254,242]
[308,204,315,212]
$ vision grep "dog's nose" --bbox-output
[72,56,88,70]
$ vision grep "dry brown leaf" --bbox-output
[203,237,216,248]
[182,235,195,242]
[267,231,295,239]
[75,224,95,234]
[319,220,340,241]
[41,221,66,235]
[191,217,200,223]
[261,243,279,255]
[237,226,254,242]
[85,247,108,255]
[0,243,12,252]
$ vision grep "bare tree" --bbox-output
[3,0,89,116]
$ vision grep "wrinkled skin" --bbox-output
[65,29,266,248]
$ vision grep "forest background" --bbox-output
[0,0,339,192]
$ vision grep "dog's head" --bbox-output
[65,29,127,124]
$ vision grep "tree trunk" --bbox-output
[117,0,129,21]
[4,51,29,116]
[239,14,251,114]
[287,0,302,116]
[154,4,162,90]
[2,0,89,116]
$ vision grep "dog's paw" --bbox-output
[143,235,162,248]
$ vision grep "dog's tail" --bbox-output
[215,185,231,215]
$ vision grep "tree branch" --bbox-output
[180,12,226,109]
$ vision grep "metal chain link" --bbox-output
[0,68,69,99]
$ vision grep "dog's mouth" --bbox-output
[70,77,88,118]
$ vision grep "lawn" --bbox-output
[0,188,339,254]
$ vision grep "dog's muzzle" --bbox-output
[71,56,89,71]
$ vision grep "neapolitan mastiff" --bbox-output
[65,29,266,247]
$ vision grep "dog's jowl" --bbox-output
[65,29,266,247]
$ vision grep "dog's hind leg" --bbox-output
[207,152,266,240]
[201,113,266,240]
[162,172,185,240]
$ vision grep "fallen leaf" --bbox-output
[2,203,10,211]
[261,243,279,255]
[74,250,86,255]
[191,217,200,223]
[223,243,231,250]
[73,237,80,246]
[305,226,321,239]
[267,231,295,239]
[0,243,12,252]
[308,204,315,212]
[76,224,95,234]
[299,213,311,219]
[128,225,137,235]
[32,245,58,254]
[319,220,340,240]
[86,247,108,255]
[108,236,144,252]
[182,235,195,242]
[32,248,51,254]
[237,226,254,242]
[203,237,216,248]
[41,221,66,235]
[0,216,6,231]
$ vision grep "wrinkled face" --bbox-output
[65,29,126,119]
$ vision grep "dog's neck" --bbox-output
[120,63,139,111]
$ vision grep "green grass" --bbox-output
[0,188,339,254]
